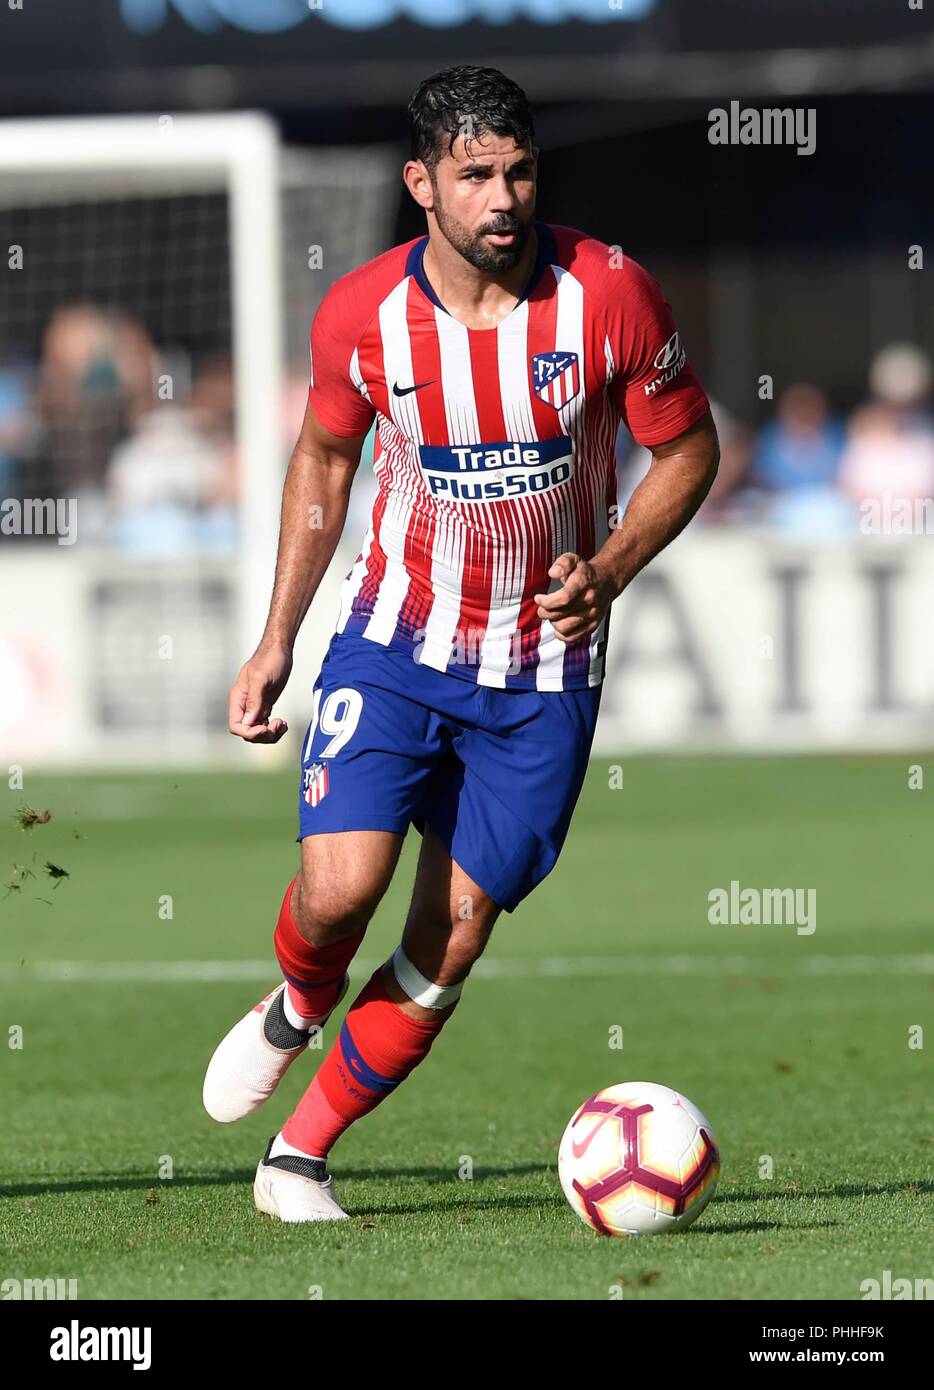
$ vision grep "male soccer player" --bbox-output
[203,65,719,1222]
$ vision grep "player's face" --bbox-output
[430,132,537,273]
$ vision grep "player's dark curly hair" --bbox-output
[408,65,535,174]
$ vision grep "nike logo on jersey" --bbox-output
[392,380,434,397]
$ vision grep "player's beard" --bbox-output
[432,187,532,273]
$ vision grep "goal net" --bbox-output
[0,114,398,766]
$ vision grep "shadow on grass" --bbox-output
[694,1220,839,1236]
[3,1172,930,1229]
[0,1162,555,1201]
[714,1181,934,1202]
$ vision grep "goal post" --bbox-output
[0,111,283,693]
[0,112,399,768]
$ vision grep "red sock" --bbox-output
[282,966,453,1157]
[273,879,365,1021]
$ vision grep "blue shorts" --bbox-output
[297,630,602,913]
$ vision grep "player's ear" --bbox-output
[403,159,434,211]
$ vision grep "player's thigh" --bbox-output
[295,633,452,940]
[421,683,602,914]
[400,822,502,982]
[295,829,404,940]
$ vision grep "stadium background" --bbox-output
[2,0,934,761]
[1,0,933,1305]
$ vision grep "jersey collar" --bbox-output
[405,220,556,317]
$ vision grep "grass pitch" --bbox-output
[0,757,931,1300]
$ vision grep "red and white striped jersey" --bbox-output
[308,222,709,691]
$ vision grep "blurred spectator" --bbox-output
[617,396,753,525]
[0,357,35,494]
[35,306,158,538]
[868,341,933,410]
[190,354,239,538]
[107,403,237,556]
[754,383,844,493]
[695,399,755,524]
[192,353,236,444]
[751,382,853,539]
[838,403,934,512]
[838,343,934,519]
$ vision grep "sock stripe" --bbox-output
[338,1018,400,1094]
[272,879,365,1020]
[282,966,456,1160]
[280,966,347,994]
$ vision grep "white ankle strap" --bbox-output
[391,945,464,1010]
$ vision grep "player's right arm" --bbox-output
[229,268,378,744]
[227,401,369,744]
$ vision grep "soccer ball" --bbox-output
[558,1081,719,1236]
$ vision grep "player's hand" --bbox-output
[228,642,293,743]
[533,552,619,644]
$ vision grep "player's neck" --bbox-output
[422,224,538,331]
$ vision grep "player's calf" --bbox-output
[275,876,367,1024]
[282,831,402,1019]
[203,881,366,1126]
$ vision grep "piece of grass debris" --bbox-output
[44,862,69,887]
[2,862,37,898]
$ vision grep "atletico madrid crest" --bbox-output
[531,351,581,410]
[303,761,329,807]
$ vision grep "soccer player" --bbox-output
[203,65,719,1222]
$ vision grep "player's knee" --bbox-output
[292,868,379,946]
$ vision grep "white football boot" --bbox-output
[253,1139,349,1223]
[202,977,348,1124]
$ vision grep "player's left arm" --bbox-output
[535,253,719,643]
[533,411,719,642]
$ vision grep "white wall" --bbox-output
[3,534,934,766]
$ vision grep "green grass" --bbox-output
[0,758,931,1299]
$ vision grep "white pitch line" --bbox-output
[0,955,932,984]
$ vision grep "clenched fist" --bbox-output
[533,552,620,644]
[228,642,293,744]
